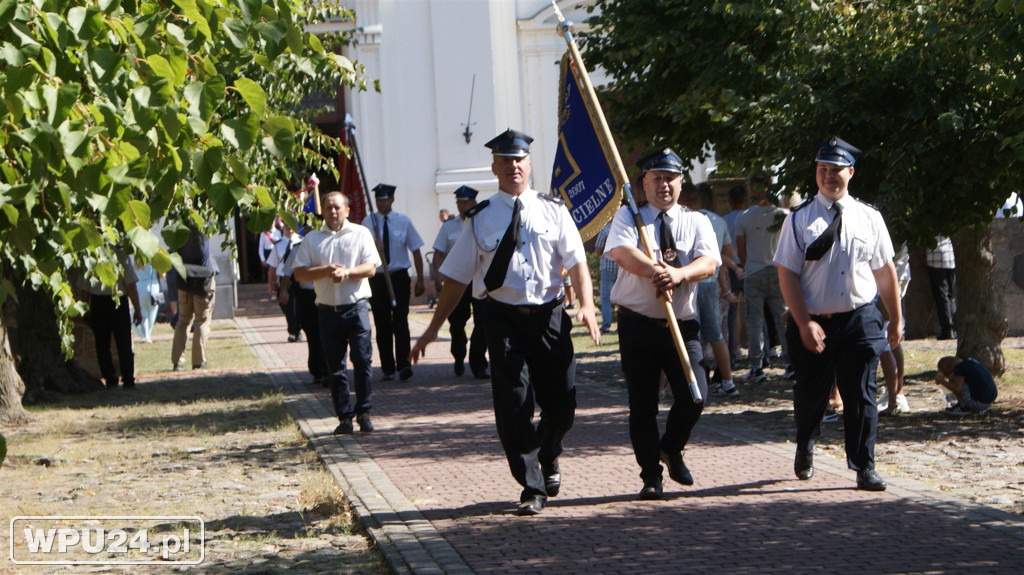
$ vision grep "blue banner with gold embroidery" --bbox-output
[551,52,623,242]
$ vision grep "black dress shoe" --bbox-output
[356,413,375,432]
[857,469,887,491]
[660,449,693,486]
[334,419,354,435]
[454,361,465,376]
[794,449,814,480]
[544,472,562,497]
[638,477,664,500]
[399,367,414,381]
[382,371,395,381]
[516,495,545,516]
[473,369,490,380]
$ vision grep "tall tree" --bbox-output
[0,0,365,422]
[584,0,1024,373]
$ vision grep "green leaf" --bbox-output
[170,0,212,41]
[94,261,118,288]
[150,249,174,274]
[261,115,295,158]
[234,77,266,117]
[208,181,247,216]
[247,204,277,232]
[127,225,160,258]
[227,155,250,186]
[67,6,104,42]
[161,223,192,251]
[222,18,249,51]
[121,199,152,231]
[221,113,258,151]
[2,203,18,226]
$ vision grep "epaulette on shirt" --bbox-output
[790,198,814,213]
[539,193,565,206]
[464,199,490,218]
[638,200,649,208]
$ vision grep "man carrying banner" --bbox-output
[410,128,600,517]
[606,148,719,500]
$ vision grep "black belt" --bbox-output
[317,299,366,312]
[811,303,869,321]
[619,306,673,328]
[486,296,564,316]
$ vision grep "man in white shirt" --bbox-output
[294,192,382,435]
[774,136,901,492]
[362,184,426,381]
[410,129,599,516]
[607,148,719,500]
[431,186,489,379]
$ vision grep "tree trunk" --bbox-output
[12,282,103,406]
[0,304,30,424]
[952,225,1007,375]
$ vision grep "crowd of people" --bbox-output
[82,129,1001,517]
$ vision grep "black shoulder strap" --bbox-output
[790,197,813,213]
[539,193,565,206]
[464,199,490,218]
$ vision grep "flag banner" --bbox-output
[551,51,623,241]
[338,129,367,224]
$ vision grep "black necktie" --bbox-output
[805,202,843,261]
[382,215,391,265]
[658,211,682,268]
[484,198,521,292]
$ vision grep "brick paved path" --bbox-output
[238,307,1024,574]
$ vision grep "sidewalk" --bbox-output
[238,307,1024,575]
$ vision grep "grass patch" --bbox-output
[1,321,389,573]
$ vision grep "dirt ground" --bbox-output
[1,374,388,574]
[577,336,1024,517]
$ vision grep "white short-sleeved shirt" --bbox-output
[361,211,424,273]
[735,204,786,276]
[698,209,731,284]
[607,204,720,320]
[292,220,382,306]
[432,216,467,254]
[439,188,587,305]
[267,238,314,289]
[258,229,280,263]
[773,192,895,315]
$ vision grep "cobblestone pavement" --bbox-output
[238,307,1024,575]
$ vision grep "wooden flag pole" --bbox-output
[552,2,702,403]
[344,115,397,309]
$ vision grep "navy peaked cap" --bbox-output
[815,136,861,167]
[453,185,479,200]
[485,128,533,158]
[636,147,684,174]
[372,183,396,199]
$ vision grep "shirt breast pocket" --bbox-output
[852,233,873,262]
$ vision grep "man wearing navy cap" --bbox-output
[362,183,426,381]
[411,128,600,516]
[774,136,902,491]
[431,185,489,379]
[606,147,719,499]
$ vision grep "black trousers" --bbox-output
[294,286,328,380]
[928,267,957,335]
[278,285,301,336]
[788,304,885,472]
[368,268,411,374]
[89,294,135,386]
[618,308,706,483]
[448,289,488,374]
[483,301,576,501]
